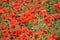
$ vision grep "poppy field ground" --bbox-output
[0,0,60,40]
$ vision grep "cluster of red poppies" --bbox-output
[0,0,60,40]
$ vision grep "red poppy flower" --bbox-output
[33,20,38,26]
[2,15,7,19]
[53,13,60,20]
[2,30,10,37]
[47,23,52,28]
[2,0,8,2]
[54,7,58,11]
[57,2,60,8]
[1,24,6,30]
[0,8,4,15]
